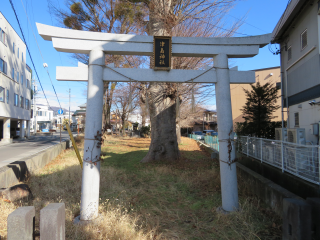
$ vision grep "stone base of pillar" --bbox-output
[0,138,13,144]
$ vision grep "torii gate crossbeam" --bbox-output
[37,23,271,222]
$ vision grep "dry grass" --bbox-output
[0,136,281,239]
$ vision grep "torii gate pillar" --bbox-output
[80,50,105,221]
[214,54,238,211]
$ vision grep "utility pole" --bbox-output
[69,88,71,126]
[33,79,37,133]
[60,117,61,143]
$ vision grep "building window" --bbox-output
[25,99,29,110]
[6,89,9,104]
[21,74,23,85]
[0,28,6,45]
[294,112,299,127]
[0,58,7,74]
[14,94,19,106]
[0,87,4,102]
[288,46,292,61]
[12,68,15,80]
[13,42,15,53]
[20,96,24,108]
[17,72,19,83]
[301,29,307,50]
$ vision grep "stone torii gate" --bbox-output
[37,23,271,222]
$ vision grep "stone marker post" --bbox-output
[214,54,239,212]
[7,206,35,240]
[80,50,105,221]
[40,203,65,240]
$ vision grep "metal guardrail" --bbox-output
[188,134,320,185]
[238,136,320,185]
[189,134,219,151]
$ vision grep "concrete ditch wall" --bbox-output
[0,140,70,189]
[237,153,320,199]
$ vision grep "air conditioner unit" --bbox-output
[275,128,287,141]
[287,128,306,145]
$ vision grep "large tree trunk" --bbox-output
[176,122,181,144]
[141,83,180,162]
[141,1,180,162]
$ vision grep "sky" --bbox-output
[0,0,289,111]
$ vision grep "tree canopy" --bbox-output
[237,81,281,138]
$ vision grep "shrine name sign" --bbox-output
[153,36,171,70]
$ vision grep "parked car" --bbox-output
[191,131,205,140]
[203,130,218,136]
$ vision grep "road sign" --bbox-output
[58,109,63,114]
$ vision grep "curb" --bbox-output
[0,140,70,189]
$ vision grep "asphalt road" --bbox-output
[0,132,72,168]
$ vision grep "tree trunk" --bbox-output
[141,103,146,126]
[141,83,180,162]
[176,122,181,144]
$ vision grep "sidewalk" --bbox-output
[0,133,71,188]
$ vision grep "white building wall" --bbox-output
[289,97,320,144]
[0,12,31,121]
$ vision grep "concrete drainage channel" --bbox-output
[0,140,70,189]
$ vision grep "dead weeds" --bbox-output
[0,136,281,240]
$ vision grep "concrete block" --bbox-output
[40,203,65,240]
[306,198,320,240]
[282,198,312,240]
[7,206,35,240]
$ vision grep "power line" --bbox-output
[194,18,251,37]
[226,14,268,33]
[46,0,70,89]
[9,0,53,110]
[19,0,62,110]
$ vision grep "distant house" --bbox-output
[192,109,217,132]
[271,0,320,144]
[72,103,86,128]
[30,104,54,131]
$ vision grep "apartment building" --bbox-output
[231,67,285,128]
[0,12,32,142]
[272,0,320,144]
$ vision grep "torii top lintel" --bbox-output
[36,23,271,58]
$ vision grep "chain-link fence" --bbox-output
[238,136,320,185]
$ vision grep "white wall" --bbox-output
[0,12,31,121]
[289,97,320,144]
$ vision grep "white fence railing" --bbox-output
[238,136,320,185]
